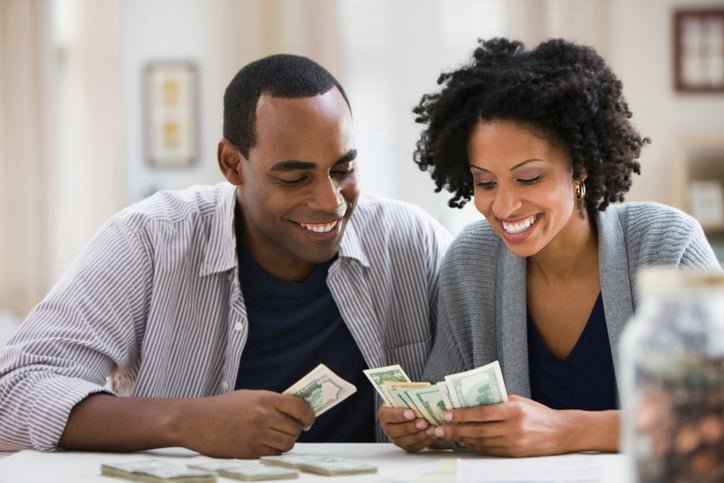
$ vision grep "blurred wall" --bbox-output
[2,0,724,323]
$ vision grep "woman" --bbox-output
[380,38,720,456]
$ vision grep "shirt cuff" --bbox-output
[28,377,116,451]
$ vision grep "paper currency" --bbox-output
[187,460,298,481]
[436,381,453,410]
[261,455,376,476]
[444,360,508,408]
[259,455,314,469]
[283,363,356,416]
[404,385,448,425]
[364,361,508,452]
[362,364,411,404]
[296,457,378,476]
[385,381,430,408]
[100,459,215,482]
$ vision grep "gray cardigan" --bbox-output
[424,202,721,396]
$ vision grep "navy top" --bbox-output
[527,293,618,411]
[233,223,375,442]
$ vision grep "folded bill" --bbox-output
[100,459,215,482]
[283,363,356,416]
[260,454,377,476]
[187,460,298,481]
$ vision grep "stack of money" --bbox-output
[364,361,508,436]
[188,460,298,481]
[283,363,356,416]
[100,459,215,482]
[261,454,377,476]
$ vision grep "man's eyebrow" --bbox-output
[270,149,357,172]
[335,149,357,166]
[270,160,315,172]
[469,158,543,172]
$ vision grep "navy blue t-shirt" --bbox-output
[233,227,375,442]
[527,293,618,411]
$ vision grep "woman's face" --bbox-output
[467,120,585,258]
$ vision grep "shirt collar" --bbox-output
[337,214,371,268]
[200,182,238,276]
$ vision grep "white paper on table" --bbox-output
[456,454,603,482]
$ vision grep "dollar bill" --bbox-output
[384,381,430,408]
[261,455,377,476]
[297,457,377,476]
[363,365,411,404]
[101,459,215,482]
[444,360,508,408]
[404,385,448,425]
[188,460,298,480]
[436,381,453,411]
[260,454,314,469]
[283,363,356,416]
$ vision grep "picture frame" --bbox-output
[673,9,724,93]
[144,61,199,167]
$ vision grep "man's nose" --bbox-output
[308,176,345,214]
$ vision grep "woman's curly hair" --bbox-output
[413,38,649,213]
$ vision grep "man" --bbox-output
[0,55,451,458]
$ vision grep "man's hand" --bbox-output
[431,395,620,457]
[60,390,315,459]
[179,390,315,458]
[378,404,435,453]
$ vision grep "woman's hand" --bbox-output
[379,404,436,453]
[432,395,620,457]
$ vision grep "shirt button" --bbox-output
[221,380,229,391]
[234,322,243,331]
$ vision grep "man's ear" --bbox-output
[218,138,245,185]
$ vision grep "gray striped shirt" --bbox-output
[0,183,451,451]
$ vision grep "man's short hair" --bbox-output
[223,54,351,157]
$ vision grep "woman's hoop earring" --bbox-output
[575,182,586,201]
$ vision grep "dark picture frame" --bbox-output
[144,61,199,167]
[673,9,724,93]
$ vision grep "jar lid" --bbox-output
[637,266,724,297]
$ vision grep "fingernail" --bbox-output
[443,412,453,422]
[434,427,445,438]
[403,410,415,420]
[425,427,436,437]
[415,419,427,430]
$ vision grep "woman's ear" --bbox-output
[217,138,244,185]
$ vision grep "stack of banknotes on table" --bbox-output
[363,360,508,449]
[101,455,377,481]
[100,459,216,482]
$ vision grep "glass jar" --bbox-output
[620,267,724,483]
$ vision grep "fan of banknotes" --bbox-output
[363,360,509,426]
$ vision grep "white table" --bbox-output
[0,443,628,482]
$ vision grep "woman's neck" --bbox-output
[527,209,598,285]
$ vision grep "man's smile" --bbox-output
[297,220,339,233]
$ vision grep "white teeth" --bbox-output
[300,220,338,233]
[502,215,537,235]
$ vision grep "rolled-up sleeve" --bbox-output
[0,217,152,451]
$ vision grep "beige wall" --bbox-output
[607,0,724,209]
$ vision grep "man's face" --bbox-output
[225,88,359,281]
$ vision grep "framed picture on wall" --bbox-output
[144,61,199,167]
[673,9,724,93]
